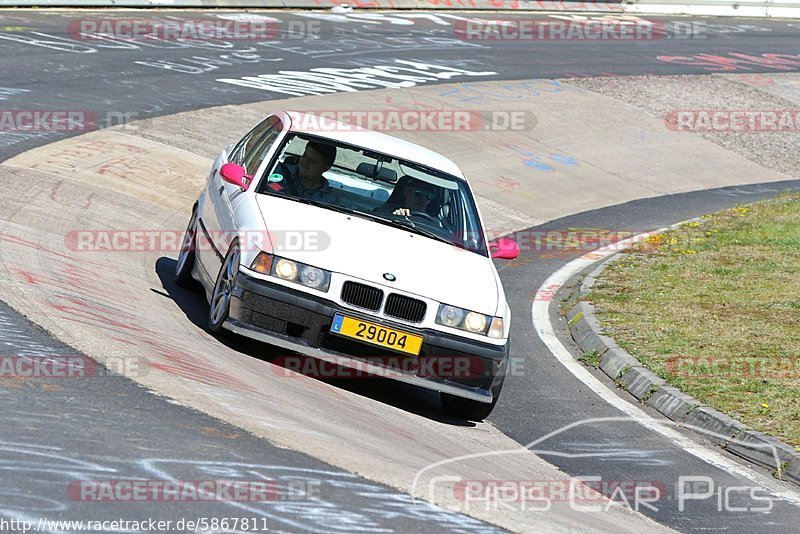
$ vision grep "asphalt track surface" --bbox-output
[2,9,800,533]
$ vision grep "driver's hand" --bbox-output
[393,208,411,217]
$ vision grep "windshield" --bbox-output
[255,133,488,256]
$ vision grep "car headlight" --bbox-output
[436,304,500,337]
[298,264,327,290]
[250,253,331,292]
[275,258,298,280]
[464,312,487,333]
[437,305,465,327]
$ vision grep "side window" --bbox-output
[230,116,283,175]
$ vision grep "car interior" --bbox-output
[260,134,488,254]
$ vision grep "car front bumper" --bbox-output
[226,270,508,403]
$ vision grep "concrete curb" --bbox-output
[627,0,800,18]
[564,256,800,487]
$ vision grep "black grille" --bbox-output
[384,293,427,323]
[341,281,383,311]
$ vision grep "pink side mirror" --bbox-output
[490,237,520,260]
[220,163,252,190]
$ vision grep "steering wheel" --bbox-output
[409,210,443,227]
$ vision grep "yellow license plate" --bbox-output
[330,313,423,356]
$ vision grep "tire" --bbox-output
[441,391,499,422]
[208,240,240,335]
[441,364,506,421]
[175,208,198,288]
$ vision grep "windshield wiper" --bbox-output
[351,210,414,228]
[403,224,452,245]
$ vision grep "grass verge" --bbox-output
[577,350,602,368]
[588,194,800,448]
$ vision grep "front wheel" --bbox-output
[442,349,507,421]
[441,392,499,422]
[175,208,198,288]
[208,241,240,335]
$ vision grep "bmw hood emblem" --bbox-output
[383,273,396,282]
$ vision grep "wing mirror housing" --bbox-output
[489,237,520,260]
[220,163,252,190]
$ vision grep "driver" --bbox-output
[376,178,439,219]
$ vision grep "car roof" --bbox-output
[281,110,466,180]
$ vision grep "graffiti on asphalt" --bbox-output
[134,47,283,75]
[657,52,800,72]
[499,143,580,172]
[217,60,497,97]
[0,440,493,532]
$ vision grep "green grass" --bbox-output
[588,194,800,448]
[578,350,602,367]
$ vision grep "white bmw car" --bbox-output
[176,111,520,420]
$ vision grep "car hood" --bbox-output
[255,195,499,315]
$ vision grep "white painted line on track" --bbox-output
[531,228,800,506]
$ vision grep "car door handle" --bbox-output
[218,186,225,196]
